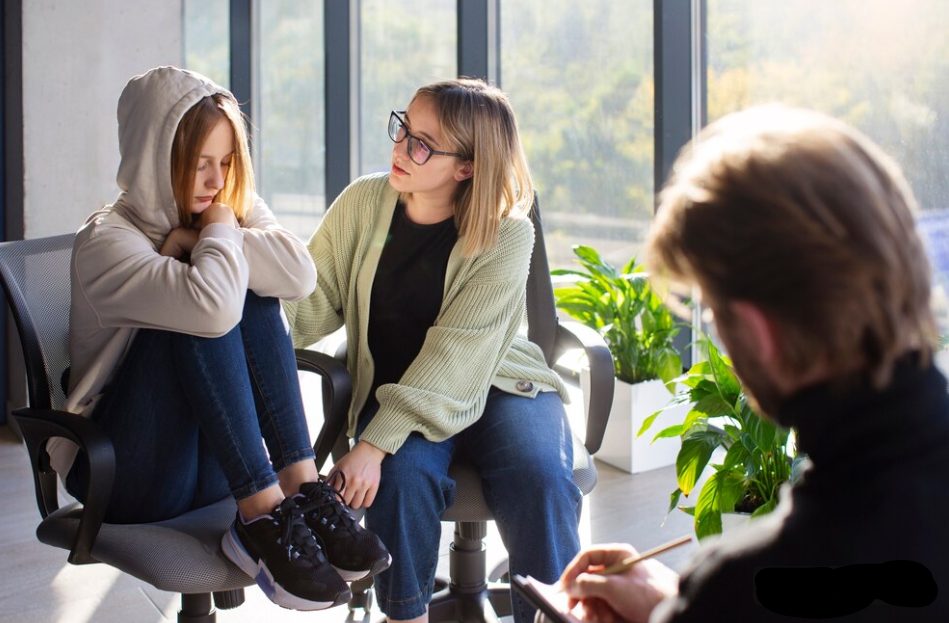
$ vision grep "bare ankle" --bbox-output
[237,485,285,521]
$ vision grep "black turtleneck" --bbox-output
[652,355,949,622]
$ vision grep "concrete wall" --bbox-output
[21,0,183,237]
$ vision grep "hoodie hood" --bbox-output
[112,66,233,247]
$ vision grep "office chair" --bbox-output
[0,234,256,623]
[296,195,615,622]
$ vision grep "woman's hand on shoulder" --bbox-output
[198,202,239,229]
[327,440,386,509]
[159,227,200,259]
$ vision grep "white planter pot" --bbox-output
[582,375,686,474]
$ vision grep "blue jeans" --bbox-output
[361,388,582,623]
[67,292,315,523]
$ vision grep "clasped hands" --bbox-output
[553,544,679,623]
[160,203,239,259]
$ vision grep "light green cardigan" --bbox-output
[285,173,568,455]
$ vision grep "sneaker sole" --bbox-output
[222,526,351,611]
[333,553,393,582]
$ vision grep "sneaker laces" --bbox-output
[273,499,325,565]
[298,475,359,536]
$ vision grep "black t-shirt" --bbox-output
[366,201,458,411]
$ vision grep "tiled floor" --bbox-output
[0,420,698,623]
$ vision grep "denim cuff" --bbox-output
[270,447,316,474]
[230,471,280,501]
[376,589,431,621]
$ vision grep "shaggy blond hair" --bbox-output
[411,79,533,257]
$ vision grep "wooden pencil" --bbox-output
[596,534,694,575]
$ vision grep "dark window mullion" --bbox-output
[229,0,253,121]
[654,0,705,368]
[324,0,358,206]
[457,0,499,83]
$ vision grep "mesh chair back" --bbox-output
[0,234,74,411]
[526,196,559,367]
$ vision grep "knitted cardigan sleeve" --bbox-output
[359,217,535,455]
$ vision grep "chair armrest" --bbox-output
[11,407,114,565]
[552,321,615,455]
[295,349,352,470]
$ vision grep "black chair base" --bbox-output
[429,582,512,623]
[430,521,512,623]
[179,593,216,623]
[177,589,245,622]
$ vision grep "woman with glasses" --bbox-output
[287,79,581,623]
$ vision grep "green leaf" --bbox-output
[637,410,663,437]
[751,496,778,518]
[675,428,725,495]
[693,469,744,539]
[690,391,735,419]
[759,420,779,450]
[694,508,722,540]
[550,268,593,278]
[668,489,683,514]
[656,349,683,385]
[705,341,741,402]
[722,440,750,469]
[652,424,685,440]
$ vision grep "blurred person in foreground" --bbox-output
[556,105,949,622]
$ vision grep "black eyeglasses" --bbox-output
[388,110,466,165]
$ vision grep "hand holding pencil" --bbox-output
[594,534,693,575]
[558,536,691,623]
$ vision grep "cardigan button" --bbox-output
[515,380,534,393]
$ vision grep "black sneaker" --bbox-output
[221,497,352,610]
[297,477,392,581]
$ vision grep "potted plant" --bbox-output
[639,338,799,539]
[552,245,684,473]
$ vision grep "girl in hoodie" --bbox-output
[286,79,581,623]
[62,66,388,611]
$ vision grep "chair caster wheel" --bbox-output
[348,589,373,612]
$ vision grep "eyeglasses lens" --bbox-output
[408,137,432,165]
[388,113,405,143]
[388,111,432,165]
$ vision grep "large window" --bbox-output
[706,0,948,214]
[258,1,325,241]
[501,0,654,269]
[185,1,325,242]
[183,2,947,274]
[359,0,456,176]
[707,0,949,339]
[183,0,229,89]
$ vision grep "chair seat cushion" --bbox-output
[36,498,253,593]
[443,434,597,523]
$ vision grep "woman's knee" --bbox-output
[374,435,454,508]
[241,290,280,322]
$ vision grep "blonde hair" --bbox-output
[646,105,936,388]
[411,79,533,257]
[170,93,254,226]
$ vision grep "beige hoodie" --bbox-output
[54,67,316,475]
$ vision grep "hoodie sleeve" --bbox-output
[241,195,317,301]
[74,219,249,337]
